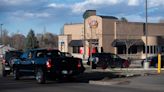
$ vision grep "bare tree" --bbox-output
[117,17,141,59]
[11,33,25,50]
[1,29,10,45]
[36,32,58,49]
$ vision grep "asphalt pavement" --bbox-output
[1,68,164,92]
[111,73,164,91]
[0,63,164,92]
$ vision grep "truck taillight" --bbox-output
[2,59,6,64]
[46,59,52,69]
[77,61,81,68]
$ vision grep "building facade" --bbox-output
[58,10,164,60]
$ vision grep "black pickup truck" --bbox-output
[12,49,85,84]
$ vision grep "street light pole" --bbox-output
[144,0,149,69]
[0,24,3,45]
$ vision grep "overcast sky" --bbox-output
[0,0,164,36]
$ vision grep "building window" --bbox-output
[117,46,126,54]
[147,46,149,53]
[143,45,153,54]
[129,46,137,54]
[154,46,156,54]
[150,46,153,54]
[161,46,164,53]
[143,45,145,53]
[72,46,80,53]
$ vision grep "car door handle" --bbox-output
[31,60,35,64]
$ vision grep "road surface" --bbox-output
[0,72,164,92]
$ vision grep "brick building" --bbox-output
[58,10,164,60]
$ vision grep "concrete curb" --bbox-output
[89,80,130,86]
[89,73,140,86]
[87,68,164,73]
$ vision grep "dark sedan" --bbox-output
[87,53,130,69]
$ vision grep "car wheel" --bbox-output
[101,62,108,69]
[13,68,20,80]
[36,68,46,84]
[122,61,129,68]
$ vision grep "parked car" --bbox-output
[1,50,23,77]
[12,48,85,84]
[87,53,130,69]
[141,55,164,68]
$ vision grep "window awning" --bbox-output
[112,39,145,47]
[69,40,83,47]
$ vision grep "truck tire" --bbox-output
[36,68,46,84]
[13,68,20,80]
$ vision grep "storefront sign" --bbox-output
[88,20,98,29]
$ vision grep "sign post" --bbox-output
[158,53,161,74]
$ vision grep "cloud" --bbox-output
[24,12,51,18]
[120,13,163,23]
[148,0,164,7]
[0,0,48,12]
[2,0,33,5]
[1,0,164,35]
[128,0,140,6]
[4,10,52,26]
[47,3,67,8]
[71,0,123,13]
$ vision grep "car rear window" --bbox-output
[35,50,61,58]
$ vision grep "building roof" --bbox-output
[99,15,118,20]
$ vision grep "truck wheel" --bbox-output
[13,68,20,80]
[36,68,46,84]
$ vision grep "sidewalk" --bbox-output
[89,73,164,91]
[88,66,164,88]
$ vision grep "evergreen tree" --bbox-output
[25,29,39,50]
[120,17,128,22]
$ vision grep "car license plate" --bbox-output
[5,67,10,70]
[62,70,68,74]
